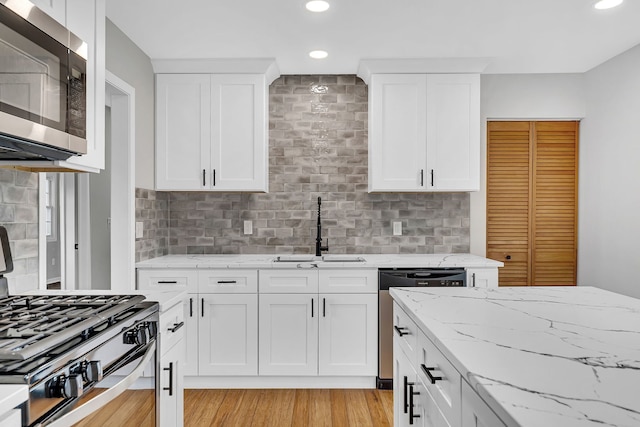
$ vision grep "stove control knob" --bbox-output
[123,326,148,346]
[46,374,84,398]
[82,361,103,383]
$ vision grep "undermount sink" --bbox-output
[321,255,366,263]
[273,255,366,263]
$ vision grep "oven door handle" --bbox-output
[42,341,156,427]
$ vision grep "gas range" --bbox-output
[0,294,159,426]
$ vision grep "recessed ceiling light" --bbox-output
[306,1,330,12]
[594,0,623,9]
[309,50,328,59]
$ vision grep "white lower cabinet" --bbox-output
[461,380,506,427]
[394,303,507,427]
[259,294,318,375]
[139,267,378,385]
[465,268,498,288]
[183,294,199,376]
[159,340,184,427]
[199,294,258,375]
[318,293,377,376]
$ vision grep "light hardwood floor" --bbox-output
[74,389,394,426]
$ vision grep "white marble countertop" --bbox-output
[0,385,27,419]
[135,253,503,269]
[390,286,640,427]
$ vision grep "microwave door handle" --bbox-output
[44,341,156,427]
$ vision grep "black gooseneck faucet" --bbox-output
[315,197,329,256]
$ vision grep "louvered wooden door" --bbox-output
[487,121,578,286]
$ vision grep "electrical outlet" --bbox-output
[393,221,402,236]
[135,222,144,239]
[244,220,253,235]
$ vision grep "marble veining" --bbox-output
[390,286,640,427]
[135,253,503,269]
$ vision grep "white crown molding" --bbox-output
[356,58,491,84]
[152,58,281,84]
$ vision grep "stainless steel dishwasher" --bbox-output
[377,268,466,389]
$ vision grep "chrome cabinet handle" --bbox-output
[421,364,443,384]
[394,325,409,337]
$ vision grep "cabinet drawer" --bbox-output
[416,377,450,427]
[259,270,319,293]
[137,269,198,293]
[393,302,418,365]
[159,302,186,356]
[319,269,378,293]
[198,270,258,293]
[417,330,461,427]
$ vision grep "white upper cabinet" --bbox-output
[369,74,427,191]
[156,74,211,190]
[63,0,106,172]
[368,73,480,192]
[29,0,66,25]
[156,73,268,192]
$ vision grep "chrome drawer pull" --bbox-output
[421,364,443,384]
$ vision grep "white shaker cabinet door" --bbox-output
[318,294,378,376]
[183,294,199,376]
[210,74,268,191]
[369,74,427,192]
[156,74,211,190]
[158,339,184,427]
[425,74,480,191]
[259,294,318,376]
[198,294,258,376]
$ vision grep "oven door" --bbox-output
[33,341,157,427]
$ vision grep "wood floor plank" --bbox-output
[185,389,226,427]
[248,389,274,426]
[364,389,391,427]
[208,389,245,426]
[344,389,374,427]
[224,389,262,427]
[292,389,310,426]
[377,390,394,425]
[330,389,349,427]
[309,389,332,427]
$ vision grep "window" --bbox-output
[45,175,57,241]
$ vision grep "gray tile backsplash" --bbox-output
[136,74,469,258]
[135,188,169,262]
[0,169,39,292]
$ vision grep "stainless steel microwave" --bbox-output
[0,0,87,161]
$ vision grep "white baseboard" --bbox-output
[184,376,376,389]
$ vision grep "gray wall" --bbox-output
[0,170,39,293]
[579,44,640,298]
[105,19,155,190]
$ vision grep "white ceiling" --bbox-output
[106,0,640,75]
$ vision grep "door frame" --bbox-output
[38,70,135,291]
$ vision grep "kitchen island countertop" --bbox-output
[390,286,640,427]
[135,253,503,269]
